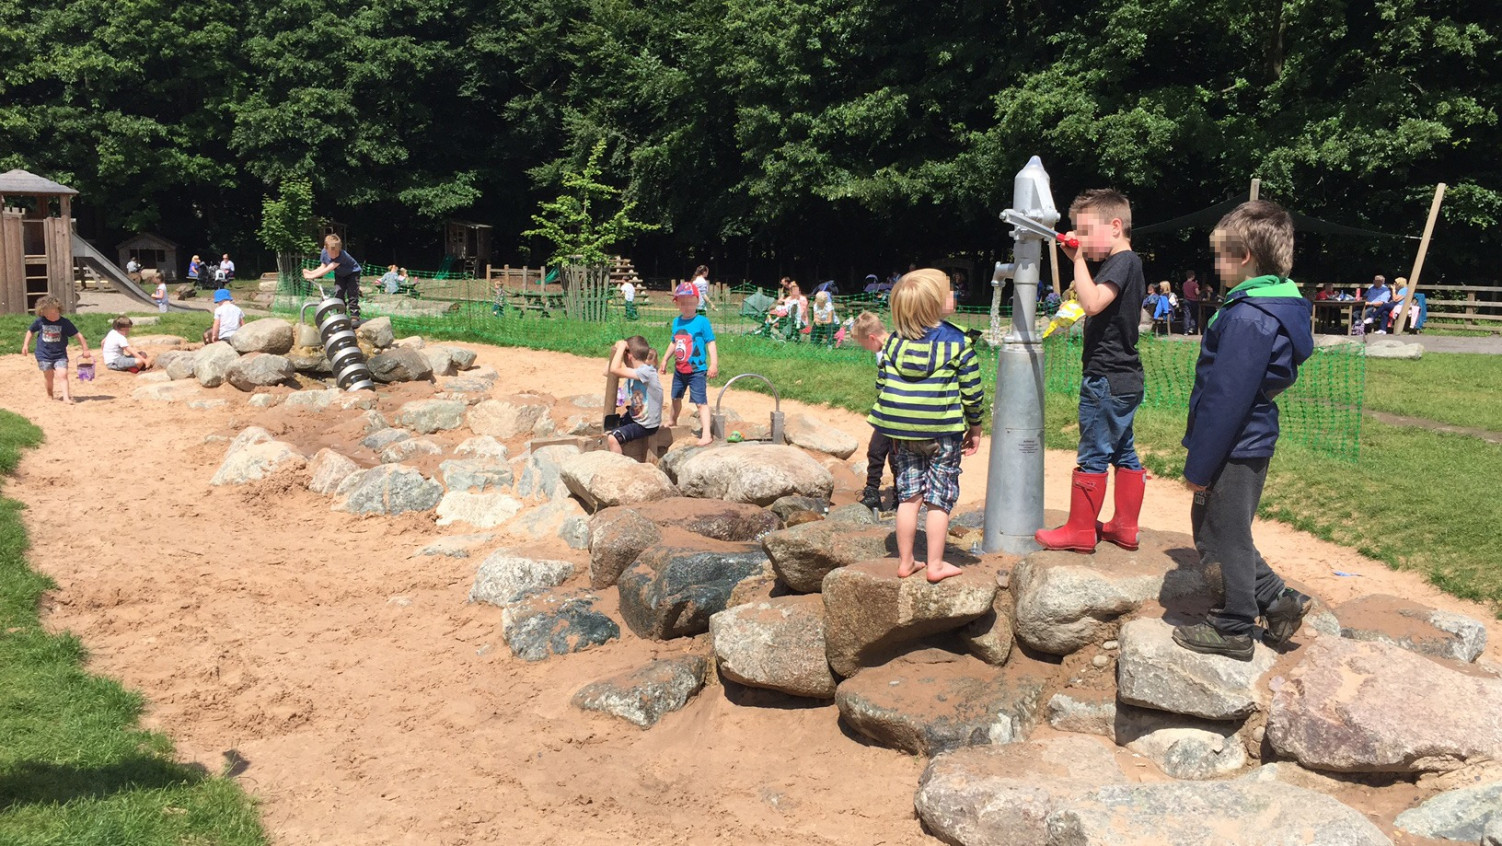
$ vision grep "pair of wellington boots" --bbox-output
[1034,467,1145,553]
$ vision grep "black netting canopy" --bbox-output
[1135,198,1416,239]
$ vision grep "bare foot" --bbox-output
[665,419,678,428]
[60,397,76,405]
[926,561,963,583]
[897,559,923,578]
[695,436,713,447]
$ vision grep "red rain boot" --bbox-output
[1099,467,1146,551]
[1035,470,1107,552]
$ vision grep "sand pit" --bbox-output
[2,340,1498,845]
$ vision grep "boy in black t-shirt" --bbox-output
[1036,189,1148,553]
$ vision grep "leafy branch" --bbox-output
[523,140,657,267]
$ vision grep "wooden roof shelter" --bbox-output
[0,169,77,314]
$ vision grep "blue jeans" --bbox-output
[1076,375,1142,474]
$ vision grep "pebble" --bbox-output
[1102,640,1120,651]
[1092,654,1111,669]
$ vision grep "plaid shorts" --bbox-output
[890,434,964,513]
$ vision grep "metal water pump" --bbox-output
[711,373,785,443]
[300,290,376,392]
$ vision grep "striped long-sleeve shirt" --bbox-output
[867,321,985,439]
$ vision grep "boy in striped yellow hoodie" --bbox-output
[868,269,985,583]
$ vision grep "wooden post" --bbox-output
[1249,178,1261,201]
[1392,183,1445,334]
[1050,240,1062,296]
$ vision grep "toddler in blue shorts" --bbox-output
[661,282,719,447]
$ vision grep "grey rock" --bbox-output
[225,353,295,391]
[710,595,836,699]
[508,496,588,542]
[360,427,412,451]
[367,347,433,383]
[285,347,333,375]
[1393,779,1502,842]
[675,444,835,505]
[515,444,579,501]
[468,398,549,439]
[379,437,442,464]
[334,465,443,515]
[959,587,1016,666]
[131,381,203,402]
[186,398,228,410]
[1486,815,1502,846]
[440,377,492,396]
[783,412,859,458]
[449,347,477,370]
[616,545,770,640]
[1268,636,1502,773]
[421,345,459,377]
[1047,691,1118,738]
[559,450,679,511]
[1114,703,1249,780]
[559,516,590,550]
[470,553,577,606]
[1116,617,1276,721]
[763,520,893,593]
[627,498,784,542]
[656,443,710,484]
[293,322,322,348]
[436,490,523,528]
[355,315,394,348]
[395,399,468,434]
[285,388,341,411]
[1335,594,1488,663]
[335,391,377,411]
[769,495,827,521]
[501,588,619,661]
[1013,537,1216,655]
[306,448,360,495]
[157,349,196,380]
[915,736,1128,846]
[247,393,281,408]
[588,508,663,589]
[1043,781,1391,845]
[835,650,1044,755]
[454,436,509,462]
[825,503,879,525]
[414,533,494,558]
[193,341,239,388]
[438,458,514,492]
[393,334,423,350]
[226,425,273,456]
[1364,339,1422,359]
[228,318,295,355]
[821,560,996,678]
[572,656,707,728]
[210,440,305,485]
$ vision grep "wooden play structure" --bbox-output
[445,219,493,277]
[0,169,76,315]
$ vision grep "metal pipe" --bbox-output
[305,295,376,392]
[712,373,784,442]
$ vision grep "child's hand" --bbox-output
[1060,233,1080,263]
[962,425,982,456]
[708,365,718,379]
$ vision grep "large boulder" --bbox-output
[193,341,239,388]
[710,595,836,699]
[306,448,360,495]
[435,490,523,528]
[835,649,1044,755]
[783,412,859,459]
[616,544,770,640]
[225,353,295,391]
[395,398,469,434]
[334,465,443,515]
[438,458,514,493]
[355,315,394,348]
[421,345,459,378]
[571,656,708,728]
[455,436,509,461]
[1268,636,1502,773]
[508,496,589,548]
[1394,778,1502,843]
[675,444,834,505]
[1116,616,1277,721]
[762,521,892,593]
[1334,594,1487,663]
[210,440,305,486]
[1114,704,1249,780]
[379,437,442,464]
[559,451,679,512]
[587,508,663,589]
[1045,782,1391,845]
[1012,533,1216,655]
[157,349,196,380]
[627,498,783,542]
[285,347,333,375]
[468,398,549,439]
[228,318,294,355]
[285,388,340,411]
[367,347,433,383]
[958,584,1016,666]
[500,588,619,662]
[515,444,579,501]
[915,736,1128,846]
[821,560,996,678]
[1046,690,1118,738]
[361,427,411,451]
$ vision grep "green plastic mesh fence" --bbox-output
[276,268,1363,462]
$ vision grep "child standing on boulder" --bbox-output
[661,282,718,446]
[303,234,364,325]
[1173,200,1313,661]
[1035,189,1148,554]
[869,270,983,583]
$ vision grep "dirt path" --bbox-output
[3,342,1498,845]
[1367,409,1502,444]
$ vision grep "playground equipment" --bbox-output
[302,290,376,392]
[982,156,1055,555]
[711,373,785,444]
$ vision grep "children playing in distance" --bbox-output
[1035,188,1149,554]
[662,282,718,447]
[103,316,154,372]
[21,295,91,404]
[868,269,984,583]
[810,290,838,346]
[303,234,364,324]
[852,311,899,511]
[1173,200,1314,660]
[154,277,169,313]
[604,336,663,454]
[203,288,244,344]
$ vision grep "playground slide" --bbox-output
[70,233,196,312]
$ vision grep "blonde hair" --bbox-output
[35,295,61,314]
[889,269,949,340]
[1158,281,1171,294]
[852,311,886,341]
[1212,200,1294,278]
[1070,189,1133,237]
[815,291,830,306]
[324,234,343,251]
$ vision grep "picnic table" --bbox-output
[1312,298,1362,335]
[500,288,565,318]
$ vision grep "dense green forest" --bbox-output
[1,0,1496,286]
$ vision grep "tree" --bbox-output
[522,139,657,267]
[258,179,318,280]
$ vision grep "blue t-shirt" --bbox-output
[320,248,362,277]
[29,316,78,361]
[670,314,715,374]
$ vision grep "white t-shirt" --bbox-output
[628,364,663,429]
[215,302,245,339]
[154,281,167,301]
[813,301,835,323]
[220,259,235,278]
[102,329,131,366]
[621,281,635,302]
[692,276,710,307]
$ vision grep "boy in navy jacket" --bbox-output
[1173,200,1314,661]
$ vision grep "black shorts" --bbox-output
[609,419,659,445]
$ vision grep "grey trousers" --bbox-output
[1192,457,1286,635]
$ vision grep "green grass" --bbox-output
[0,410,267,846]
[1364,352,1502,434]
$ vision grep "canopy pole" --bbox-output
[1249,178,1261,201]
[1391,183,1445,334]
